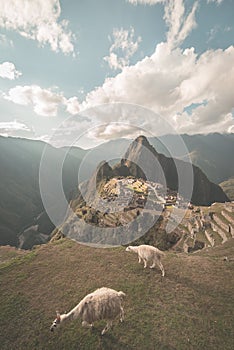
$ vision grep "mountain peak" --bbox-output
[125,135,158,160]
[134,135,150,146]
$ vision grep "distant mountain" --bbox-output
[87,133,234,184]
[153,133,234,184]
[114,135,228,206]
[0,136,86,247]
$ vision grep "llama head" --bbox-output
[50,311,61,332]
[125,246,133,252]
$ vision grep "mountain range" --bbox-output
[89,133,234,185]
[0,133,233,248]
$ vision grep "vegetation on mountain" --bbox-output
[0,136,85,247]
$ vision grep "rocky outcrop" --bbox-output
[116,135,229,206]
[18,225,50,250]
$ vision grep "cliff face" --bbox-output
[115,135,229,206]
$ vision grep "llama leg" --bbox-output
[138,254,142,264]
[120,306,124,322]
[150,262,156,268]
[143,259,147,268]
[158,261,165,277]
[101,320,113,335]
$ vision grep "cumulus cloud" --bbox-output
[4,85,65,116]
[64,96,81,115]
[80,43,234,136]
[0,62,22,80]
[3,84,83,117]
[0,0,75,54]
[77,0,232,138]
[104,27,142,70]
[0,120,34,137]
[88,122,148,141]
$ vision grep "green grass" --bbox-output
[0,249,36,270]
[0,239,234,349]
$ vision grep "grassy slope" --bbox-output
[0,239,234,350]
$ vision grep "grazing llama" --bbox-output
[126,244,165,277]
[50,287,126,335]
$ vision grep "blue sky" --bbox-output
[0,0,233,148]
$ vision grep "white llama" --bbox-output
[50,287,126,335]
[126,244,165,276]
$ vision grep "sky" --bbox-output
[0,0,234,149]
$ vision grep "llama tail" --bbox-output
[118,291,126,299]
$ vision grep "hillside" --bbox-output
[175,202,234,253]
[179,133,234,184]
[220,177,234,201]
[0,136,86,247]
[0,238,233,349]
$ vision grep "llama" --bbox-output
[50,287,126,335]
[126,244,165,276]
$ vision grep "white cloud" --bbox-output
[104,27,141,70]
[0,34,13,47]
[0,62,22,80]
[78,0,233,138]
[4,85,65,116]
[64,96,81,115]
[0,120,34,137]
[40,116,91,147]
[127,0,164,5]
[127,0,198,50]
[207,0,223,4]
[3,85,83,117]
[0,0,75,54]
[164,0,198,49]
[88,123,147,141]
[207,26,219,43]
[80,44,234,136]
